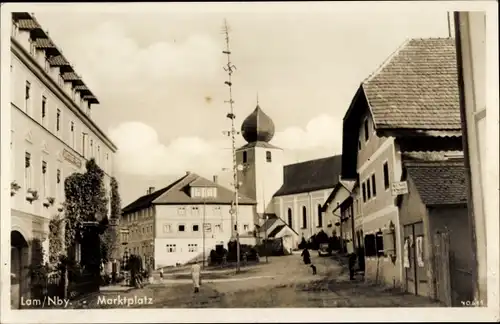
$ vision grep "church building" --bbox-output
[236,103,343,247]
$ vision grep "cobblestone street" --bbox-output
[74,254,442,308]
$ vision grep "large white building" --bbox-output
[9,12,117,308]
[120,173,257,268]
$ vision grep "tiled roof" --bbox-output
[16,19,40,29]
[34,38,55,48]
[48,55,70,66]
[189,177,216,187]
[122,175,188,214]
[362,38,461,130]
[152,172,256,205]
[405,160,467,206]
[259,216,279,233]
[274,155,342,197]
[237,141,282,151]
[268,225,286,238]
[62,72,80,81]
[322,179,356,211]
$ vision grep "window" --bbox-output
[302,206,307,229]
[42,161,47,197]
[242,151,247,163]
[44,57,50,73]
[188,244,198,253]
[192,224,199,232]
[178,224,185,232]
[97,145,101,163]
[70,121,75,148]
[25,152,32,189]
[358,140,361,151]
[163,224,171,233]
[371,174,377,197]
[90,139,94,156]
[243,224,249,231]
[383,162,390,190]
[56,109,61,134]
[41,96,47,125]
[87,102,92,116]
[25,81,31,113]
[364,119,370,141]
[81,133,86,157]
[367,178,371,200]
[142,227,145,234]
[191,206,199,215]
[364,234,376,257]
[213,206,221,215]
[266,151,272,162]
[287,208,292,227]
[362,183,367,202]
[234,224,237,231]
[166,244,176,253]
[317,204,323,227]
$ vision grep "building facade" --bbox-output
[341,38,463,288]
[454,11,488,304]
[272,156,343,241]
[10,12,117,309]
[120,173,257,268]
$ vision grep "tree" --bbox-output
[100,177,121,263]
[64,159,108,272]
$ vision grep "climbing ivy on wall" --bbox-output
[63,158,108,258]
[48,214,64,266]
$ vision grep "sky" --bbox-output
[24,3,451,205]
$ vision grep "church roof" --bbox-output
[237,141,282,151]
[241,105,276,143]
[273,155,343,197]
[122,172,256,214]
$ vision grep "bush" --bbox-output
[227,241,259,262]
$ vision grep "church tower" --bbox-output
[236,100,284,217]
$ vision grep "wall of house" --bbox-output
[398,177,433,298]
[456,11,488,303]
[428,206,473,305]
[154,204,256,267]
[324,186,351,237]
[273,188,333,242]
[236,146,284,215]
[356,112,404,287]
[119,206,155,263]
[10,33,114,265]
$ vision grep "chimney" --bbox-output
[213,175,218,184]
[147,187,155,194]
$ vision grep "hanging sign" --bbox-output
[391,181,408,196]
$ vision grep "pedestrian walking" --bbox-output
[159,268,164,282]
[191,260,201,293]
[301,247,311,265]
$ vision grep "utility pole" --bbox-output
[202,196,206,268]
[222,19,241,273]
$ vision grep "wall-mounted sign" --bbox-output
[391,181,409,196]
[63,149,82,168]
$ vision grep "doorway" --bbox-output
[11,230,29,309]
[403,222,428,297]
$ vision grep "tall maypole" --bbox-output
[222,19,241,273]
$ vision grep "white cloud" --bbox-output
[109,122,232,177]
[272,114,342,153]
[55,21,221,93]
[110,114,342,177]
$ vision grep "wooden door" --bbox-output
[433,231,452,306]
[404,222,428,296]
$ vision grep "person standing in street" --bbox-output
[191,260,201,293]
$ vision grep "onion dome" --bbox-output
[241,104,275,143]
